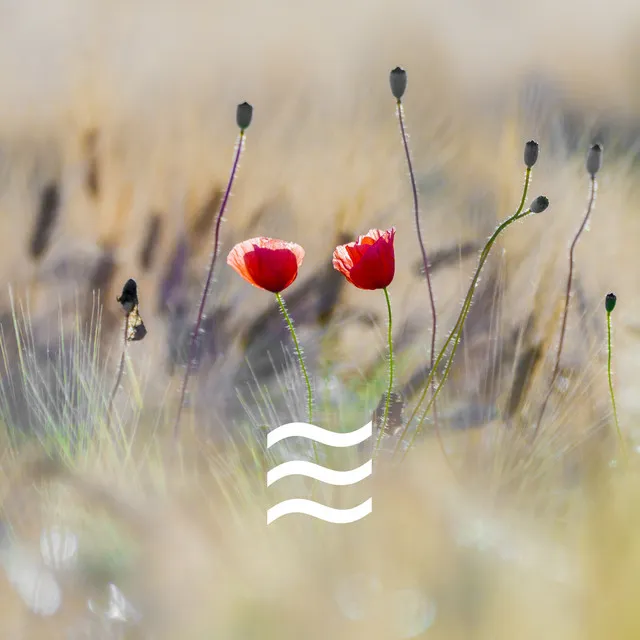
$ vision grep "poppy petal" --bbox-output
[332,245,357,284]
[227,239,259,286]
[244,246,300,293]
[332,228,395,290]
[348,235,395,289]
[227,237,305,293]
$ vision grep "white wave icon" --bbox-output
[267,421,372,448]
[267,460,372,487]
[266,421,373,524]
[267,498,372,525]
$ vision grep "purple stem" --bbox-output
[533,175,596,439]
[396,100,445,454]
[172,131,246,442]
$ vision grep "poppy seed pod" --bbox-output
[389,67,407,100]
[524,140,539,168]
[529,195,549,214]
[236,102,253,130]
[586,143,602,177]
[605,292,617,313]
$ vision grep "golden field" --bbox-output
[1,0,640,637]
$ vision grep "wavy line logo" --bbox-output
[266,421,373,524]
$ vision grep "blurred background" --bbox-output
[1,0,640,431]
[2,1,640,637]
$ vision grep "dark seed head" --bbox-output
[524,140,539,168]
[117,278,139,314]
[529,195,549,214]
[605,292,617,313]
[236,102,253,131]
[389,67,407,100]
[587,143,602,177]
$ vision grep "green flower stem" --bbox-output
[394,167,532,457]
[375,287,394,452]
[276,290,314,421]
[607,308,626,462]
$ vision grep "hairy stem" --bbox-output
[395,167,532,456]
[173,131,245,443]
[607,308,626,461]
[276,292,313,423]
[533,175,595,440]
[276,292,317,463]
[395,100,446,459]
[375,287,394,452]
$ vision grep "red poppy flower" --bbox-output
[227,237,305,293]
[332,228,396,290]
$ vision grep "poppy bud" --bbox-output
[524,140,539,168]
[586,143,602,177]
[605,292,617,313]
[529,195,549,214]
[389,67,407,100]
[236,102,253,131]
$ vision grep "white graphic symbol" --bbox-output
[266,421,373,524]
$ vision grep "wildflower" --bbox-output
[524,140,539,168]
[332,228,395,290]
[389,67,407,100]
[227,236,313,425]
[606,292,617,313]
[227,237,305,293]
[333,228,397,447]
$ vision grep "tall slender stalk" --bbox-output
[605,293,626,461]
[375,287,394,452]
[276,292,313,423]
[533,174,596,440]
[394,167,533,456]
[172,130,246,443]
[394,97,445,457]
[275,292,318,464]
